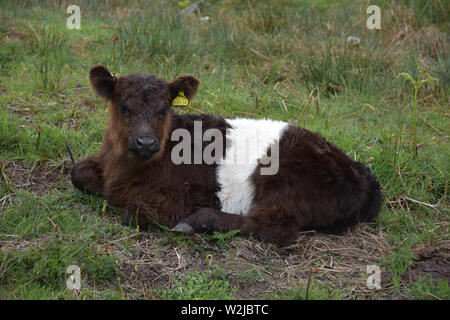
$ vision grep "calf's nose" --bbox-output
[136,136,156,149]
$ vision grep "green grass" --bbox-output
[0,0,449,300]
[269,280,345,300]
[158,266,237,300]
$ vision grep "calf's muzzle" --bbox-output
[128,136,160,160]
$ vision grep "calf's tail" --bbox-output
[66,143,75,168]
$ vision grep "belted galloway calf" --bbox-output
[69,65,382,246]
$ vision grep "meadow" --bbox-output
[0,0,448,299]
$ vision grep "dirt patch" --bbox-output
[401,241,450,285]
[1,160,70,195]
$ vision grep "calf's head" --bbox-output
[90,65,199,160]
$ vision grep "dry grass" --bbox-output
[114,222,399,299]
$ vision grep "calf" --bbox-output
[69,65,382,247]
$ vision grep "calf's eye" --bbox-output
[158,104,169,118]
[118,101,130,117]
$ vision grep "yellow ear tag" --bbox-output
[172,90,189,107]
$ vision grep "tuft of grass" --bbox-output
[407,278,450,300]
[202,230,240,250]
[269,280,344,300]
[158,266,237,300]
[32,27,72,94]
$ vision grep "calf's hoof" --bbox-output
[171,222,195,234]
[171,210,216,234]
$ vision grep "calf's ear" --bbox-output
[169,75,200,102]
[89,65,116,99]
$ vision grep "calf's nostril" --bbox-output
[136,137,156,148]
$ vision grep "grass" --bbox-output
[0,0,449,300]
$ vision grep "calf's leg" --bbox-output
[70,156,104,197]
[120,203,155,230]
[172,207,300,247]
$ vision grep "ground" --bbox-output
[0,0,449,299]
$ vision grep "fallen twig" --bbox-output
[403,195,440,209]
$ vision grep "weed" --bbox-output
[397,66,439,156]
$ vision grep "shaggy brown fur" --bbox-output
[70,65,383,247]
